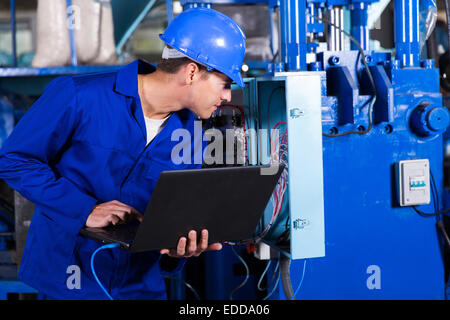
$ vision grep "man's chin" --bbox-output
[195,110,214,120]
[188,106,217,120]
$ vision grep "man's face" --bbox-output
[188,71,232,119]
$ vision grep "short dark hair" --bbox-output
[156,57,208,74]
[156,47,232,84]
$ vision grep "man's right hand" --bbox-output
[85,200,143,228]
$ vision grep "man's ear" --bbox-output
[184,62,201,85]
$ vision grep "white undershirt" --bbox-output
[144,114,171,145]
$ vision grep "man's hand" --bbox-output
[85,200,143,228]
[160,229,222,258]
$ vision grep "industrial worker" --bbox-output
[0,8,246,299]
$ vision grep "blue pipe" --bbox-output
[279,0,307,71]
[166,0,174,24]
[394,0,420,67]
[10,0,17,67]
[66,0,78,66]
[350,2,369,51]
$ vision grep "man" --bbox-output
[0,8,246,299]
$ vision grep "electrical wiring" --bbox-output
[412,168,450,297]
[224,119,288,245]
[430,170,441,221]
[290,259,307,300]
[164,275,202,300]
[90,242,120,300]
[306,12,378,137]
[253,121,288,242]
[257,260,272,291]
[262,260,280,300]
[412,168,450,217]
[257,258,280,292]
[229,245,250,300]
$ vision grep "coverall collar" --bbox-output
[114,59,156,98]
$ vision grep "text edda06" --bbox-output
[177,303,271,318]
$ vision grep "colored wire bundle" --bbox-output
[254,121,288,242]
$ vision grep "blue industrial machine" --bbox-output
[0,0,449,300]
[179,0,450,300]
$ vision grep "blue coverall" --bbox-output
[0,60,203,299]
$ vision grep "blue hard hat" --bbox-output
[159,8,246,87]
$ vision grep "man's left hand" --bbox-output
[160,229,222,258]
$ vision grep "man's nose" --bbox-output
[222,89,231,103]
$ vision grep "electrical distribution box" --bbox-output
[395,159,431,206]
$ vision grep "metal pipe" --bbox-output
[394,0,420,67]
[66,0,78,66]
[268,5,277,59]
[327,6,336,51]
[318,4,324,36]
[308,2,316,37]
[279,0,307,71]
[327,6,344,51]
[350,2,369,51]
[10,0,17,67]
[166,0,174,24]
[338,6,344,50]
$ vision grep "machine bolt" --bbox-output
[329,56,340,66]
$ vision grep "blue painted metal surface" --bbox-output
[283,73,325,259]
[262,57,446,299]
[180,0,448,300]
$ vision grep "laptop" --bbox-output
[79,164,284,253]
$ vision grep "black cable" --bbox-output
[412,205,450,217]
[270,50,279,64]
[229,246,250,300]
[430,169,441,221]
[307,12,377,138]
[437,220,450,249]
[165,276,202,300]
[279,254,294,300]
[412,168,450,217]
[445,0,450,60]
